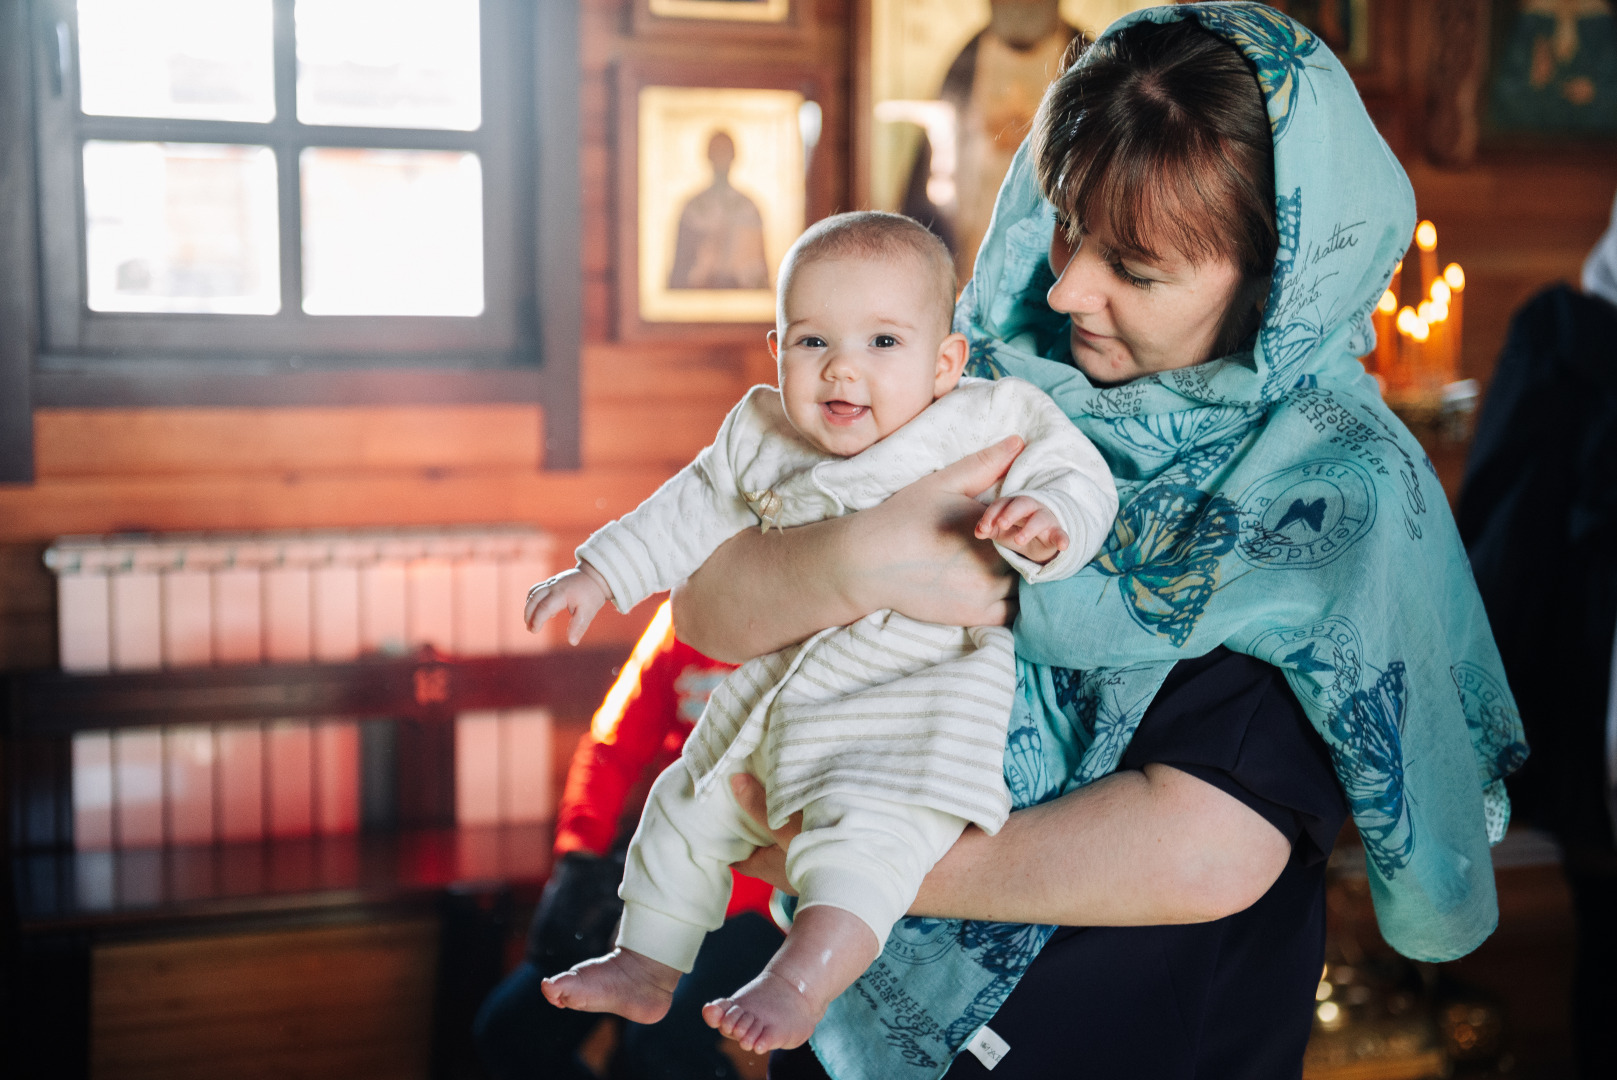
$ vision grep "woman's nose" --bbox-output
[1047,248,1106,316]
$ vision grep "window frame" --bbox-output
[0,0,580,481]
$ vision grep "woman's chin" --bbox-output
[1071,352,1135,389]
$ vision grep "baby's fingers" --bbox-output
[1037,525,1072,552]
[974,499,1012,539]
[565,602,598,646]
[524,585,558,630]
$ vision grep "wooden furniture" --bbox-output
[3,647,624,1080]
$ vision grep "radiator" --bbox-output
[46,526,564,851]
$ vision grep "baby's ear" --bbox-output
[934,332,969,396]
[766,329,780,362]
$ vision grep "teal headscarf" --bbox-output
[810,5,1527,1078]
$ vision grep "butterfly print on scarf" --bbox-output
[1095,484,1243,647]
[1187,2,1321,142]
[1327,659,1414,878]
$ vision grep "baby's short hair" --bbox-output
[777,211,957,333]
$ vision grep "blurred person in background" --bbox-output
[475,602,780,1080]
[1458,191,1617,1078]
[901,0,1081,280]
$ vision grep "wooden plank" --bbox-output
[0,541,57,671]
[34,406,544,478]
[581,340,751,401]
[584,398,738,468]
[10,649,627,735]
[14,825,555,930]
[92,920,438,1080]
[0,466,676,542]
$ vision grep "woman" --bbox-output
[677,6,1526,1078]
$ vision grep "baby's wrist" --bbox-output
[577,560,612,600]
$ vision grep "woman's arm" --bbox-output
[732,763,1293,925]
[672,436,1027,663]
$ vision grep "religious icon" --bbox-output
[633,85,808,325]
[1488,0,1617,133]
[668,132,771,290]
[647,0,790,23]
[867,1,1156,281]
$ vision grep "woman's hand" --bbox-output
[845,435,1025,626]
[674,436,1025,662]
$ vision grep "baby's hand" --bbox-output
[524,563,612,646]
[975,495,1069,565]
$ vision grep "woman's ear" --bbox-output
[934,332,969,396]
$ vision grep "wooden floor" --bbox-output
[92,918,439,1080]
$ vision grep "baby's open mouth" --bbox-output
[821,400,869,423]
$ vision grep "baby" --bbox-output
[526,211,1117,1054]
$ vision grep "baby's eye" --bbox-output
[796,335,827,348]
[872,334,899,348]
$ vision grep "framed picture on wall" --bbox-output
[632,0,801,39]
[1485,0,1617,136]
[616,62,829,339]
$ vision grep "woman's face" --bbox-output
[1047,219,1245,385]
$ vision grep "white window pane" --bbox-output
[300,148,483,316]
[77,0,274,123]
[84,141,281,315]
[295,0,480,131]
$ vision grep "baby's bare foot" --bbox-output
[540,947,680,1025]
[701,968,825,1054]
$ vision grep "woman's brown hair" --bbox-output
[1032,18,1277,356]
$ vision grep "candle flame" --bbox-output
[1415,220,1437,251]
[1378,290,1397,313]
[1411,319,1430,343]
[1394,259,1403,274]
[1443,263,1465,291]
[1418,300,1434,322]
[1430,280,1452,305]
[1429,299,1449,323]
[1396,306,1419,335]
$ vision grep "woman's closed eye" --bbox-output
[1108,254,1156,290]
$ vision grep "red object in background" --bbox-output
[552,600,771,919]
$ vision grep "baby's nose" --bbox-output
[823,350,861,379]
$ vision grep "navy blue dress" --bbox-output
[771,647,1348,1080]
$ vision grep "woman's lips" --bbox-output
[820,400,869,425]
[1071,323,1109,346]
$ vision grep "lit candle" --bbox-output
[1393,305,1423,393]
[1408,315,1430,391]
[1371,289,1397,377]
[1428,299,1454,384]
[1416,300,1442,387]
[1415,220,1438,300]
[1443,263,1465,375]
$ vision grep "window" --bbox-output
[0,0,580,478]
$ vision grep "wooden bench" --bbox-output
[3,647,624,1080]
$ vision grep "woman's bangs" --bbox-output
[1075,144,1228,266]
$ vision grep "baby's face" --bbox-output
[772,253,964,458]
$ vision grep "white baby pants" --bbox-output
[616,759,966,972]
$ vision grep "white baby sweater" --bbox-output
[577,376,1117,831]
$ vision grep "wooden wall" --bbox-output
[0,0,1608,657]
[0,0,848,673]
